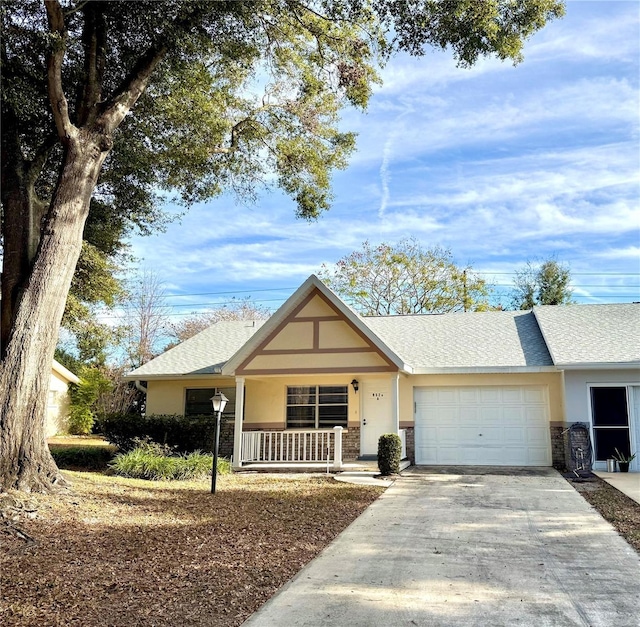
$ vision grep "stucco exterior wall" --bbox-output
[563,369,639,423]
[146,377,236,415]
[563,369,640,472]
[243,375,360,429]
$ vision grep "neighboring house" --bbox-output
[125,275,640,471]
[47,360,80,437]
[534,304,640,472]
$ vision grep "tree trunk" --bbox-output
[0,130,108,492]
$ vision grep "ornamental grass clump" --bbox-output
[110,440,230,481]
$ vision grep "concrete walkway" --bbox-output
[594,471,640,505]
[243,467,640,627]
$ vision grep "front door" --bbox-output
[591,387,632,465]
[360,380,395,456]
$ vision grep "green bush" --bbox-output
[68,368,112,434]
[49,445,116,470]
[109,441,230,481]
[99,413,217,453]
[378,433,402,476]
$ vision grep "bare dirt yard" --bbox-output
[1,471,383,626]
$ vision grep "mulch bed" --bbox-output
[567,474,640,554]
[0,472,383,626]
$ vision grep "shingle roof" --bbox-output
[365,310,553,371]
[123,276,639,379]
[533,303,640,366]
[125,320,266,378]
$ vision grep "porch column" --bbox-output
[232,377,245,470]
[391,372,400,434]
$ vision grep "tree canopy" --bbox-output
[0,0,564,492]
[319,239,491,315]
[510,258,574,310]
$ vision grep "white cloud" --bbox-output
[125,1,639,306]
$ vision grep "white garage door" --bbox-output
[414,386,551,466]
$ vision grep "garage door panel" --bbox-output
[525,388,546,403]
[437,389,458,404]
[480,389,501,403]
[414,385,551,467]
[502,388,523,403]
[459,388,479,403]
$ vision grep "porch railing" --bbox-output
[242,426,343,470]
[399,429,407,460]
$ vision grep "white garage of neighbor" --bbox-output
[414,385,551,466]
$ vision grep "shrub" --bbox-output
[378,433,402,476]
[109,441,230,481]
[68,405,94,436]
[68,368,112,434]
[49,444,116,470]
[99,413,217,453]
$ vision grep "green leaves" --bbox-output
[319,238,491,315]
[511,258,574,309]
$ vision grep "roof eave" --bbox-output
[123,372,233,381]
[52,359,80,384]
[555,362,640,371]
[411,366,558,375]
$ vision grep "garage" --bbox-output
[414,385,551,466]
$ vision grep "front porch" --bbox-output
[235,427,410,472]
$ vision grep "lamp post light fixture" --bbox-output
[210,391,229,494]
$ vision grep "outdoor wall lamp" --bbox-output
[210,391,229,494]
[351,379,359,393]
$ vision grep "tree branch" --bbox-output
[76,2,107,126]
[45,0,75,142]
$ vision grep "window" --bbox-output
[286,385,348,429]
[185,388,235,417]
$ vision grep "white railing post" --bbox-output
[333,426,343,471]
[233,377,245,468]
[399,429,407,460]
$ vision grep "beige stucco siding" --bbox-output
[264,321,313,350]
[296,294,340,318]
[244,375,360,429]
[397,372,564,427]
[318,320,370,349]
[146,377,236,415]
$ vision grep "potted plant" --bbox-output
[612,448,636,473]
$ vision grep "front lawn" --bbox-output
[1,471,383,626]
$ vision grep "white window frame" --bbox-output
[286,385,348,430]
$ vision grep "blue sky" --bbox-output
[127,0,640,320]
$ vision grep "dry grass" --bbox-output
[1,471,383,626]
[48,435,114,448]
[569,476,640,554]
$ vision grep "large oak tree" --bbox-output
[0,0,564,491]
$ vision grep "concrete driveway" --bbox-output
[243,467,640,627]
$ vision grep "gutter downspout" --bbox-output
[134,380,148,394]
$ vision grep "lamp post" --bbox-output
[210,391,228,494]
